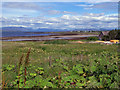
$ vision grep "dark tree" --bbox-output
[102,35,109,41]
[108,29,118,40]
[116,30,120,40]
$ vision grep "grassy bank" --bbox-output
[2,40,120,88]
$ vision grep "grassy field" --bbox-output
[2,40,120,88]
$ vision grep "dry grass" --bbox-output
[24,48,31,85]
[18,54,24,89]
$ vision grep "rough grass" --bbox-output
[2,40,119,88]
[2,40,118,65]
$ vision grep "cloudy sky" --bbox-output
[1,1,119,30]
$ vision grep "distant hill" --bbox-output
[2,27,69,32]
[2,27,33,32]
[2,27,110,32]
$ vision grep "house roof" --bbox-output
[101,31,110,35]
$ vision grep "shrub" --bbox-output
[44,40,69,44]
[102,35,109,41]
[87,37,98,41]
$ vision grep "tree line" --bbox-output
[102,29,120,41]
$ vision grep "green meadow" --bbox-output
[2,40,120,88]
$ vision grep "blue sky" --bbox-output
[1,1,119,30]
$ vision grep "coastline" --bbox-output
[1,33,98,41]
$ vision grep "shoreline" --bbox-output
[1,34,98,41]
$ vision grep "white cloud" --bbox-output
[47,10,76,15]
[45,22,54,25]
[2,0,120,3]
[76,4,94,7]
[77,2,118,11]
[37,21,43,23]
[85,0,119,3]
[105,13,118,17]
[1,13,118,30]
[84,8,93,10]
[61,15,71,20]
[7,25,28,27]
[3,2,44,11]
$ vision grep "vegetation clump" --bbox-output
[44,40,69,44]
[102,29,120,40]
[87,37,98,41]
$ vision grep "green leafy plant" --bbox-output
[87,37,98,41]
[44,40,69,44]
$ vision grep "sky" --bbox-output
[1,1,119,30]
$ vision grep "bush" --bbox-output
[102,35,109,41]
[87,37,98,41]
[44,40,69,44]
[108,29,119,40]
